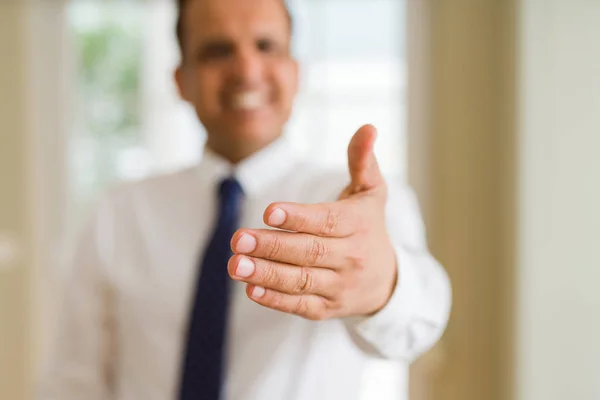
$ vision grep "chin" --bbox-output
[234,131,280,151]
[228,121,280,143]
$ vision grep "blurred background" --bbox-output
[0,0,598,399]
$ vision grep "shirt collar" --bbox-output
[197,136,298,197]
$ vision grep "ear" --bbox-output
[174,66,190,102]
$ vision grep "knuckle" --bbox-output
[292,295,309,316]
[295,267,313,294]
[349,252,367,271]
[261,260,279,285]
[346,242,368,271]
[267,235,283,259]
[306,238,327,265]
[348,256,367,277]
[321,208,339,236]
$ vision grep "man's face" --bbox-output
[175,0,298,159]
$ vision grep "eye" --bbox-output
[256,38,276,53]
[198,42,234,62]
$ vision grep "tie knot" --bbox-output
[218,177,244,220]
[219,177,243,201]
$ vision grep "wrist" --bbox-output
[368,245,398,316]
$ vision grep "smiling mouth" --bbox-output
[229,91,268,111]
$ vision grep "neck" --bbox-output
[205,136,281,165]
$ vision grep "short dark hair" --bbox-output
[176,0,293,58]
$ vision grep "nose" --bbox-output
[231,47,264,86]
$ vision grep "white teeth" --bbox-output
[231,91,266,110]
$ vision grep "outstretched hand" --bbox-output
[228,124,397,320]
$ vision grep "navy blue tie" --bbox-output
[179,177,244,400]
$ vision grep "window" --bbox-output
[68,2,146,207]
[288,0,407,176]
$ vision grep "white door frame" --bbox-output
[24,0,72,371]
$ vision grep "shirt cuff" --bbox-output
[343,246,420,356]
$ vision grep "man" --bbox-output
[39,0,451,399]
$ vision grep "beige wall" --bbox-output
[409,1,600,400]
[517,1,600,399]
[0,2,34,400]
[408,0,516,399]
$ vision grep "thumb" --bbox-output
[347,124,384,194]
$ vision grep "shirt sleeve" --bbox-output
[37,197,117,400]
[343,182,452,363]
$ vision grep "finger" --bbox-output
[228,254,340,297]
[245,284,334,321]
[347,124,385,194]
[231,229,345,269]
[263,201,363,237]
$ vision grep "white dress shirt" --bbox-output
[39,137,451,400]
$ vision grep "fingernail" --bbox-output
[236,256,255,278]
[252,286,266,298]
[268,208,287,226]
[235,233,257,253]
